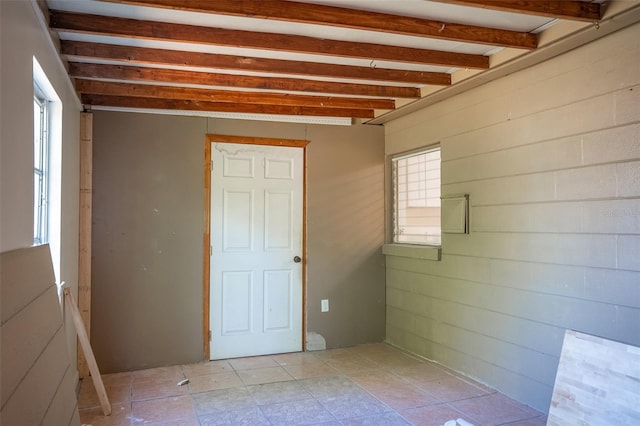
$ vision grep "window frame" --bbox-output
[391,144,442,247]
[33,84,50,245]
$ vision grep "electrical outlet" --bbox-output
[321,299,329,312]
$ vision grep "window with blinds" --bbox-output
[392,146,441,245]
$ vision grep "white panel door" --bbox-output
[210,142,303,360]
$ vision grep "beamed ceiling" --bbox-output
[43,0,639,125]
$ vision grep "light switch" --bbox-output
[321,299,329,312]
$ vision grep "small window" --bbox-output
[33,57,62,282]
[33,87,49,245]
[392,146,441,245]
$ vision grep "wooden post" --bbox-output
[77,112,93,379]
[64,288,111,416]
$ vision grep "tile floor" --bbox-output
[78,343,547,426]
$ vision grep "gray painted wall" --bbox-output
[91,112,385,372]
[92,112,206,372]
[384,23,640,413]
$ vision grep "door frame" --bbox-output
[202,134,310,360]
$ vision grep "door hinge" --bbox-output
[210,245,213,256]
[209,330,212,342]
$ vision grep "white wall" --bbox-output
[1,0,81,375]
[384,22,640,412]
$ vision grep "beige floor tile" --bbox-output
[312,348,365,361]
[247,380,312,405]
[191,387,258,416]
[283,362,339,379]
[228,355,279,370]
[87,344,546,426]
[79,402,132,426]
[181,360,233,378]
[301,375,363,399]
[199,406,271,425]
[131,395,196,424]
[326,357,379,375]
[261,398,337,425]
[237,366,294,385]
[142,419,200,426]
[272,351,323,366]
[368,384,440,411]
[370,355,425,371]
[132,365,185,384]
[342,411,411,425]
[349,370,409,390]
[450,393,542,426]
[393,362,452,383]
[320,391,392,420]
[192,387,257,415]
[347,343,397,355]
[415,375,490,403]
[101,371,134,387]
[401,404,474,426]
[353,345,422,365]
[187,371,243,393]
[132,378,189,401]
[78,380,132,408]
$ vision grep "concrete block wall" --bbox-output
[383,22,640,412]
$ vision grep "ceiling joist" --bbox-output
[68,62,422,99]
[74,79,396,110]
[103,0,539,50]
[61,41,452,85]
[433,0,604,22]
[48,0,617,121]
[49,10,491,69]
[81,94,375,118]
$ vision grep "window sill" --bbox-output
[382,243,441,261]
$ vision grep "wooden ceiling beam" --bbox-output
[433,0,603,22]
[74,79,396,110]
[50,10,490,69]
[68,62,421,99]
[80,94,375,118]
[104,0,538,49]
[61,41,451,85]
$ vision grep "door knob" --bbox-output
[293,256,302,263]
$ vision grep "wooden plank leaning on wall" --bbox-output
[78,111,92,378]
